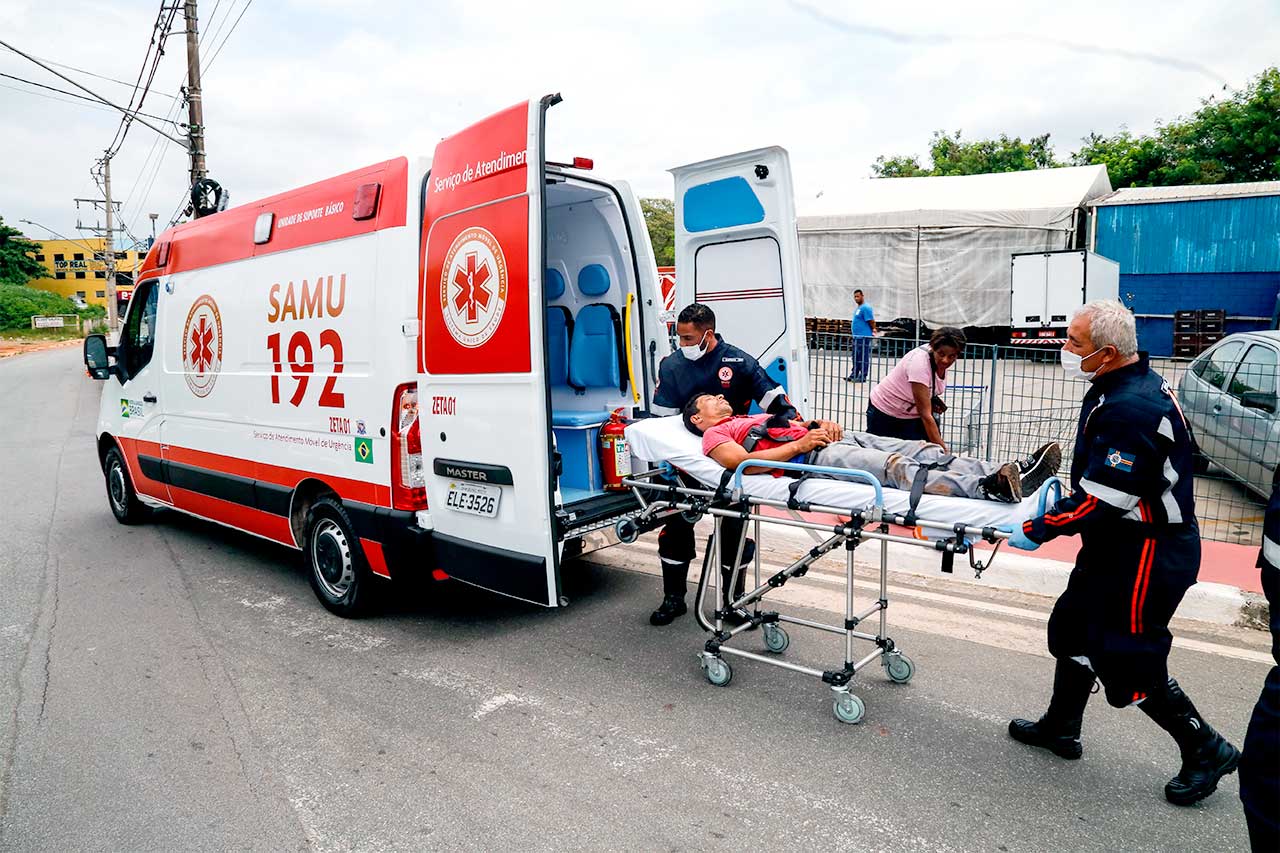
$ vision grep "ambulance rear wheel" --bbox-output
[103,446,147,525]
[305,496,375,618]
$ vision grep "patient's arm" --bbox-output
[709,429,830,476]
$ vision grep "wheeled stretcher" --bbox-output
[619,416,1061,724]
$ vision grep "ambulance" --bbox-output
[82,95,811,616]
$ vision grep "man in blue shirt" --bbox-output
[845,289,876,383]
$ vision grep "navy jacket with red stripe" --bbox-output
[1024,353,1198,543]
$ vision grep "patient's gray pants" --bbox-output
[810,434,1002,499]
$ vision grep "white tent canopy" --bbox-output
[795,165,1112,328]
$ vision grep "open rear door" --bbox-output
[419,97,562,607]
[670,148,810,412]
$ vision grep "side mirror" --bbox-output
[1240,390,1277,414]
[83,334,113,380]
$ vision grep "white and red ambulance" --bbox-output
[83,95,810,615]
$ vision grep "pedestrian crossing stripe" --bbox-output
[354,437,373,464]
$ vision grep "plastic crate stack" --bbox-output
[1173,308,1225,357]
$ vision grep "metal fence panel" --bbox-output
[806,332,1267,545]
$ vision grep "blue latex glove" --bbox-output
[998,524,1041,552]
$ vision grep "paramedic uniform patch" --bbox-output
[354,437,373,464]
[1105,449,1135,472]
[440,226,508,349]
[182,294,223,398]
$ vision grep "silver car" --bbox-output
[1177,331,1280,498]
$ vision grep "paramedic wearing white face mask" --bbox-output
[647,303,841,627]
[1001,300,1239,807]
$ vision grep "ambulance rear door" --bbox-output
[418,97,561,607]
[670,148,811,412]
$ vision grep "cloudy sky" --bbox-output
[2,0,1277,245]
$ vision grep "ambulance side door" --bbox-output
[112,277,171,503]
[670,147,810,412]
[418,98,561,607]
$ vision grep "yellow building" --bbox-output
[24,237,142,312]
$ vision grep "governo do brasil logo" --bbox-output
[182,294,223,397]
[440,226,508,349]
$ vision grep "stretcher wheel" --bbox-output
[614,518,639,544]
[703,656,733,687]
[681,509,702,523]
[762,624,790,654]
[883,652,915,684]
[832,692,866,725]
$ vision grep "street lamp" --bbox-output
[149,212,158,245]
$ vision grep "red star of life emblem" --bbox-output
[451,252,492,323]
[190,316,214,372]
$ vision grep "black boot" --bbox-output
[1139,678,1242,806]
[650,559,690,626]
[1009,658,1094,759]
[649,594,687,626]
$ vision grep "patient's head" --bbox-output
[682,393,733,434]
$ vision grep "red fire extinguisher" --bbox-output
[600,408,632,491]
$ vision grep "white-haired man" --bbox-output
[1002,299,1240,806]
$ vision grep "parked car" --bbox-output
[1177,331,1280,498]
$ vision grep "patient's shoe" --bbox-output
[649,594,687,626]
[1018,443,1062,494]
[979,463,1022,503]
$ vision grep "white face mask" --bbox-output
[1060,347,1105,381]
[680,330,711,361]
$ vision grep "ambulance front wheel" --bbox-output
[305,496,375,618]
[103,446,147,525]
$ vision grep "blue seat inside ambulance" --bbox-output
[545,268,571,386]
[550,263,622,498]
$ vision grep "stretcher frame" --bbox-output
[618,460,1052,724]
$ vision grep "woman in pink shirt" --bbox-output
[867,327,966,451]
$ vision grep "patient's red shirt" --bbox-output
[701,414,809,457]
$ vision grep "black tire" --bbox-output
[304,496,378,618]
[103,446,148,525]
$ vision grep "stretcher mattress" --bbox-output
[625,416,1042,529]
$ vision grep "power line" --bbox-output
[0,71,180,123]
[107,1,182,157]
[203,0,254,73]
[12,54,177,101]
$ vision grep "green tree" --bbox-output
[871,130,1063,178]
[640,197,675,266]
[0,217,46,286]
[1073,66,1280,186]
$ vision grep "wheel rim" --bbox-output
[108,460,127,513]
[311,519,354,599]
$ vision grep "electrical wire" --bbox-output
[0,71,179,123]
[203,0,254,73]
[106,1,182,157]
[14,54,177,101]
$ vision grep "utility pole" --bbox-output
[183,0,206,188]
[102,154,118,330]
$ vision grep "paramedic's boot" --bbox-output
[650,559,690,626]
[719,539,755,627]
[1017,443,1062,495]
[1009,658,1094,760]
[979,463,1022,503]
[1138,678,1241,805]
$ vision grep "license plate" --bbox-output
[444,480,501,518]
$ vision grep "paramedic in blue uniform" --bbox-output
[647,303,840,626]
[1003,299,1240,806]
[844,289,876,383]
[1240,463,1279,850]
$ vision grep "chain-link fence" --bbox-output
[806,332,1270,545]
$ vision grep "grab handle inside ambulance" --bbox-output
[624,293,640,404]
[732,461,884,505]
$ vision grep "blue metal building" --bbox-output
[1090,182,1280,356]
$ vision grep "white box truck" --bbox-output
[1009,249,1120,346]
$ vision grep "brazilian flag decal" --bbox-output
[354,437,373,464]
[120,399,130,418]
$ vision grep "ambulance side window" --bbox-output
[120,279,159,379]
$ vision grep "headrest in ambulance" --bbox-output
[578,264,611,296]
[545,267,566,300]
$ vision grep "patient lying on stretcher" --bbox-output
[682,393,1060,503]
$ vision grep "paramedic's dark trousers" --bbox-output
[1047,524,1199,708]
[658,513,749,600]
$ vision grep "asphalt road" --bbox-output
[0,348,1269,852]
